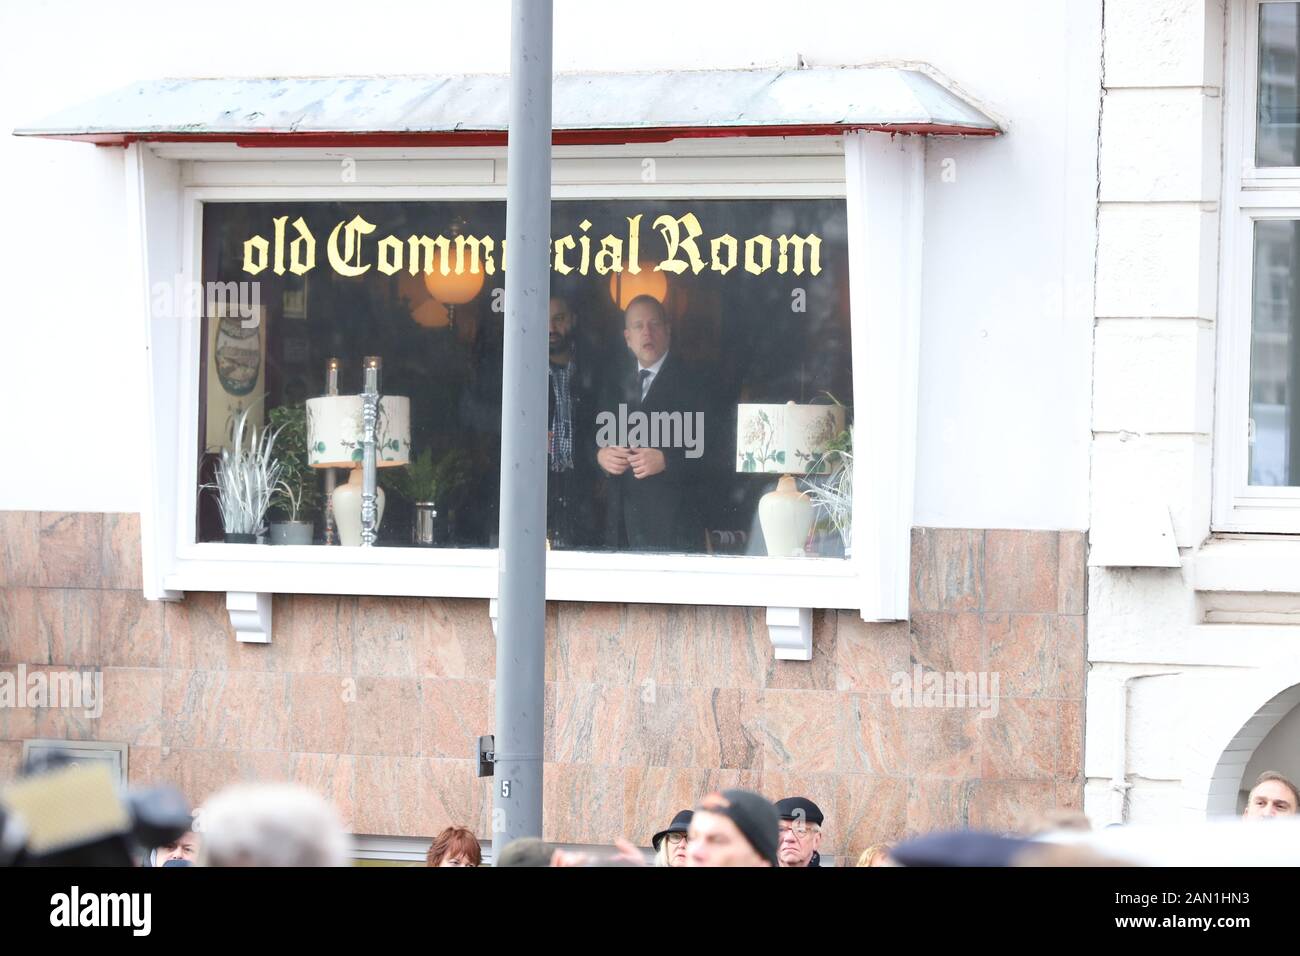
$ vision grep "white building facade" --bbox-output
[9,0,1294,849]
[1089,0,1300,823]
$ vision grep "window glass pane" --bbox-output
[1258,2,1300,166]
[1250,219,1300,485]
[198,199,853,556]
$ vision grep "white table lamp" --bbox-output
[736,401,845,556]
[306,392,411,546]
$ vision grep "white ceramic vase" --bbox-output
[758,475,813,557]
[332,468,386,546]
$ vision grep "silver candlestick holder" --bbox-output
[322,357,340,546]
[360,356,381,547]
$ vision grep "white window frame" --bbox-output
[1217,0,1300,531]
[126,133,923,622]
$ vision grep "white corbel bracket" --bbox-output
[227,591,273,643]
[766,606,813,661]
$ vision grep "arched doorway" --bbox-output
[1183,671,1300,817]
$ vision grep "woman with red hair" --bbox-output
[426,826,482,867]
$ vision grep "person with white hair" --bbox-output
[197,783,350,867]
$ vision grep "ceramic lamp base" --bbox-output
[759,475,813,557]
[332,468,386,546]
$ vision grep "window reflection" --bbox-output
[1258,2,1300,166]
[1250,219,1300,485]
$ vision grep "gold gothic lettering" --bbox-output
[239,213,823,281]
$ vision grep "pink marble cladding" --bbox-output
[835,618,910,694]
[1058,531,1087,615]
[906,777,974,836]
[37,513,104,590]
[0,587,43,664]
[0,513,1087,857]
[162,669,293,751]
[984,529,1060,613]
[911,528,984,613]
[100,590,166,668]
[0,739,24,780]
[36,588,101,665]
[0,512,41,588]
[100,514,144,592]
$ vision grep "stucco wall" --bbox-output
[1087,0,1300,823]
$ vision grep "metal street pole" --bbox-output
[493,0,552,849]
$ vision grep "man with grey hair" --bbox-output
[774,796,824,867]
[1242,770,1299,820]
[198,783,351,867]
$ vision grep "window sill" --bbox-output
[166,544,860,609]
[1189,534,1300,595]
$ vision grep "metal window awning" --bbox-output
[13,67,1000,147]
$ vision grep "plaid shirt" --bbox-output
[548,362,575,472]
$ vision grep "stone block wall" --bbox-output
[0,512,1085,864]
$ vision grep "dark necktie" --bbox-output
[638,368,653,403]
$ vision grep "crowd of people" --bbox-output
[9,768,1285,869]
[1,742,1295,867]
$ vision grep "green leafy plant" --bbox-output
[203,406,284,537]
[804,394,853,551]
[385,448,472,505]
[268,403,319,523]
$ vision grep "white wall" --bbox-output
[0,0,1097,529]
[1083,0,1300,824]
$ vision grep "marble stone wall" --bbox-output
[0,513,1085,864]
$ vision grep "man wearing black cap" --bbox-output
[774,797,824,868]
[687,790,779,867]
[652,809,693,867]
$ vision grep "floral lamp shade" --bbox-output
[305,395,412,469]
[736,402,846,475]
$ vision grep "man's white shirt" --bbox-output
[638,351,669,401]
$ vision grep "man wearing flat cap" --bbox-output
[775,796,824,868]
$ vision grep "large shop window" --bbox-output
[197,199,853,557]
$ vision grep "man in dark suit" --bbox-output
[594,294,705,551]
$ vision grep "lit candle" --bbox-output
[326,357,341,396]
[363,355,381,393]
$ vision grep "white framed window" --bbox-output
[1217,0,1300,531]
[127,134,923,622]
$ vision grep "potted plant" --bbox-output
[267,403,318,545]
[805,404,853,557]
[203,406,283,543]
[386,448,471,546]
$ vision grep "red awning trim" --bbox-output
[46,122,999,149]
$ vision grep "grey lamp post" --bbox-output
[491,0,553,850]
